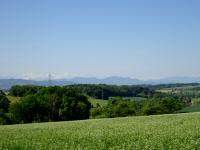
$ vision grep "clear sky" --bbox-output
[0,0,200,80]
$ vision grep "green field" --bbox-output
[1,112,200,149]
[6,95,21,103]
[88,97,108,107]
[157,85,200,95]
[179,106,200,113]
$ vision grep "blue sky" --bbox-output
[0,0,200,80]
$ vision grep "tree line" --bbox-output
[10,84,155,99]
[0,84,190,125]
[91,96,184,118]
[1,86,91,124]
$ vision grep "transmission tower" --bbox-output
[48,73,52,86]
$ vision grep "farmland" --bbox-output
[157,85,200,96]
[1,112,200,150]
[157,84,200,113]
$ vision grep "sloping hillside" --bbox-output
[0,112,200,149]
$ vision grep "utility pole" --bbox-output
[101,85,104,100]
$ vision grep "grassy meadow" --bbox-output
[1,112,200,149]
[88,97,108,107]
[6,95,21,103]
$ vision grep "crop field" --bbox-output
[157,85,200,95]
[1,112,200,150]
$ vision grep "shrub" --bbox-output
[92,97,136,118]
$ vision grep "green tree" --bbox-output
[10,95,49,123]
[0,90,10,113]
[93,97,136,118]
[9,87,91,123]
[0,90,11,125]
[59,93,91,120]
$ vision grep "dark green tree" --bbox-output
[9,87,91,123]
[0,90,10,113]
[59,93,91,120]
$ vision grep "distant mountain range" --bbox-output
[1,76,200,90]
[0,79,74,90]
[68,76,200,85]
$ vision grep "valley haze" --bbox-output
[1,76,200,90]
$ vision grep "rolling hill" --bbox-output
[0,112,200,149]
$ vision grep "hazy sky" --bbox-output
[0,0,200,80]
